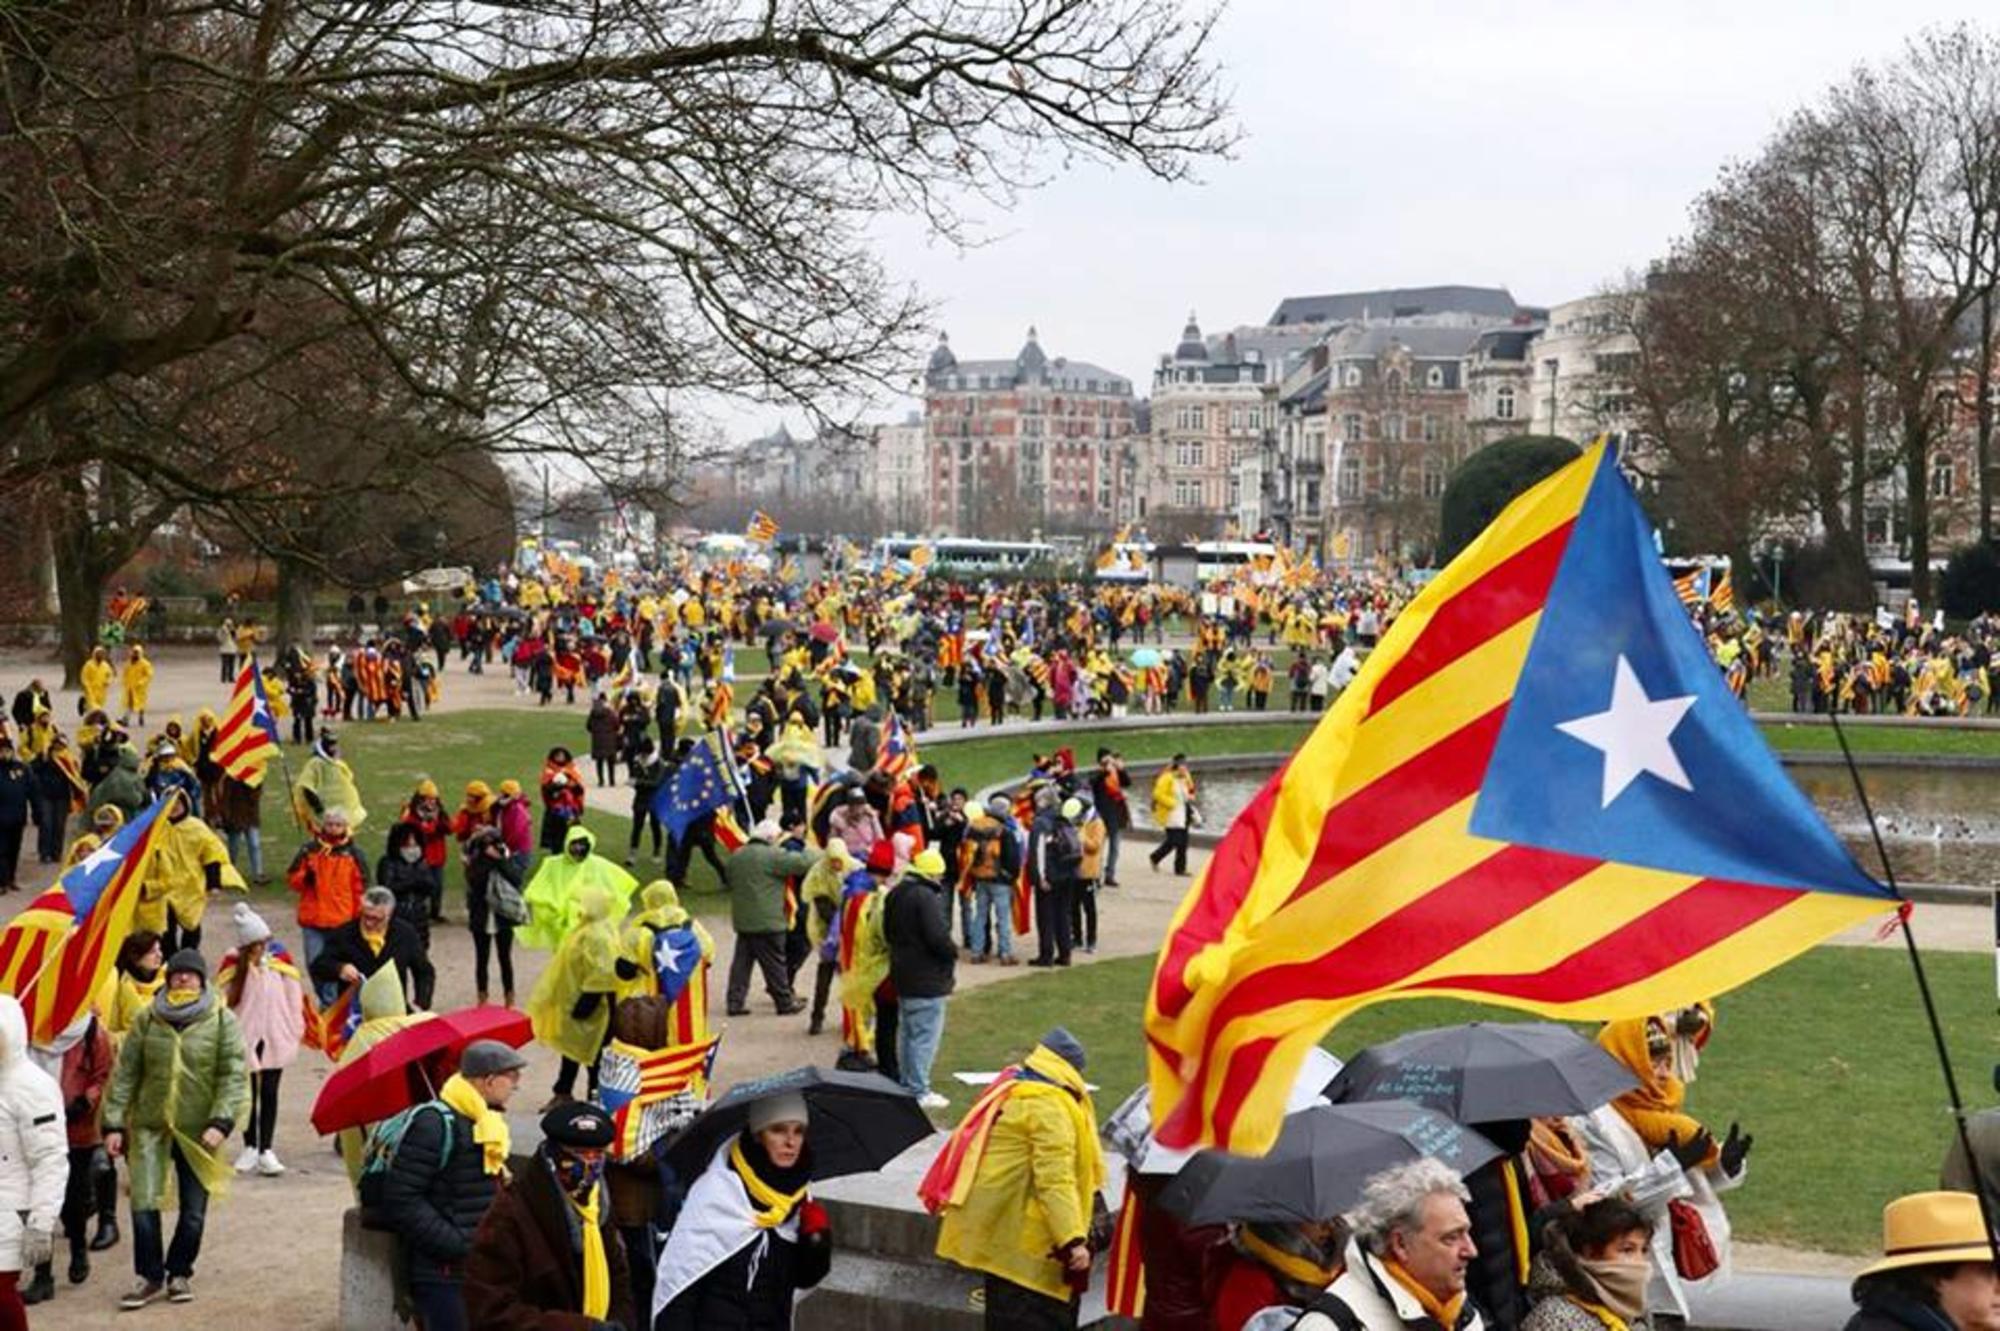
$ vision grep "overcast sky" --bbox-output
[730,0,1997,442]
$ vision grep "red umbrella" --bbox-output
[311,1005,531,1136]
[809,621,840,643]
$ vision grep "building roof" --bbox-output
[1268,284,1526,327]
[1174,313,1209,363]
[1281,366,1330,412]
[1324,324,1485,360]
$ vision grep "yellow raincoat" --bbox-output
[138,814,245,935]
[526,884,622,1065]
[800,839,857,950]
[293,748,367,832]
[615,881,715,1005]
[933,1043,1106,1299]
[119,647,154,720]
[80,651,114,714]
[520,825,638,951]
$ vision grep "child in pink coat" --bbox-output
[218,903,306,1177]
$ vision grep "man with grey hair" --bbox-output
[1295,1158,1483,1331]
[309,885,432,1010]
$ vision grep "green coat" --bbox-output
[720,841,816,934]
[103,1001,250,1211]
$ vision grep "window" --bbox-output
[1385,370,1404,395]
[1420,414,1439,443]
[1426,366,1445,389]
[1173,479,1198,508]
[1342,413,1362,441]
[1384,414,1404,443]
[1496,386,1516,420]
[1343,366,1362,387]
[1340,454,1363,499]
[1191,406,1206,430]
[1230,408,1243,431]
[1422,459,1446,499]
[1932,459,1956,498]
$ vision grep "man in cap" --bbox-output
[379,1039,527,1331]
[931,1028,1103,1328]
[102,950,250,1309]
[464,1101,635,1329]
[882,845,957,1110]
[719,819,819,1017]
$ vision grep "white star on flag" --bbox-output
[1555,654,1698,808]
[77,842,122,876]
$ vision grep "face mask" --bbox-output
[400,845,422,863]
[553,1150,604,1198]
[319,828,348,845]
[165,987,200,1007]
[1578,1256,1650,1321]
[567,846,588,860]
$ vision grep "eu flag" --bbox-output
[656,733,735,844]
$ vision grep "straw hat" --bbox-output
[1856,1192,2000,1278]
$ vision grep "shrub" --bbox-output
[1941,542,2000,620]
[1437,435,1581,565]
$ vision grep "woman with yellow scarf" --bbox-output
[653,1093,832,1328]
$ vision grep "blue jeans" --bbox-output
[1104,826,1122,883]
[407,1276,468,1331]
[225,827,263,881]
[898,995,948,1097]
[300,927,336,1004]
[131,1144,209,1283]
[958,889,976,949]
[970,880,1013,960]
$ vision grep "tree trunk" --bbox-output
[49,520,107,690]
[1907,423,1933,608]
[273,554,319,656]
[1981,289,1995,542]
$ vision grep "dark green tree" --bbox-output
[1437,436,1581,565]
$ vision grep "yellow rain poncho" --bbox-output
[80,650,115,714]
[293,744,367,832]
[526,884,622,1065]
[519,825,637,951]
[615,881,715,1005]
[337,963,438,1184]
[800,838,857,951]
[119,647,155,719]
[138,813,246,936]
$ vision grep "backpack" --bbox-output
[1049,822,1084,877]
[966,826,1006,882]
[486,864,530,927]
[1291,1291,1363,1331]
[356,1100,454,1228]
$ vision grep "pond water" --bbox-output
[1168,762,2000,888]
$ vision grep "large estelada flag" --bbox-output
[0,797,169,1043]
[212,662,283,787]
[1144,444,1898,1153]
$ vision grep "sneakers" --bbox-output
[167,1276,193,1303]
[120,1281,164,1310]
[917,1092,950,1111]
[233,1146,259,1173]
[256,1150,286,1177]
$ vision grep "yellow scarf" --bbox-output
[1564,1298,1629,1331]
[437,1074,509,1176]
[1500,1160,1530,1284]
[1240,1228,1341,1291]
[362,929,387,957]
[1384,1257,1465,1329]
[165,988,200,1007]
[729,1137,807,1228]
[569,1180,609,1319]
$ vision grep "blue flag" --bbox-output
[654,734,734,844]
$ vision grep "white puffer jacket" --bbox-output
[0,996,68,1269]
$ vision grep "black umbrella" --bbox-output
[1155,1101,1500,1226]
[1326,1022,1637,1123]
[664,1065,934,1183]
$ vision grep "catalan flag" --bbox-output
[1671,566,1709,607]
[1103,1189,1147,1319]
[874,712,919,780]
[308,980,364,1061]
[599,1034,721,1160]
[746,511,780,544]
[0,798,168,1044]
[211,662,283,787]
[1144,444,1898,1154]
[1710,570,1735,613]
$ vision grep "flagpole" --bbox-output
[1824,706,1999,1252]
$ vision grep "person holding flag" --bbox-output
[138,792,243,957]
[614,881,714,1037]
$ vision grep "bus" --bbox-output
[867,536,1055,578]
[1092,541,1153,583]
[1192,540,1282,585]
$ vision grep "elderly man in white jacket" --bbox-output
[0,994,70,1320]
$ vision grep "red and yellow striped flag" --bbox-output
[1103,1190,1147,1319]
[212,662,283,787]
[1144,445,1896,1153]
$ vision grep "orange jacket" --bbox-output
[287,840,369,929]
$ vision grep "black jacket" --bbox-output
[881,875,956,999]
[0,761,30,825]
[1463,1155,1537,1331]
[656,1219,831,1331]
[309,916,427,990]
[378,1099,501,1282]
[1842,1299,1958,1331]
[375,853,440,945]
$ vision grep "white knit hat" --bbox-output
[232,902,272,948]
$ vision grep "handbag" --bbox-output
[1669,1197,1720,1280]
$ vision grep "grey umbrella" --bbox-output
[1326,1022,1638,1123]
[1154,1101,1500,1226]
[664,1065,934,1183]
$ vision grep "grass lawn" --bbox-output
[935,946,2000,1255]
[1759,721,2000,759]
